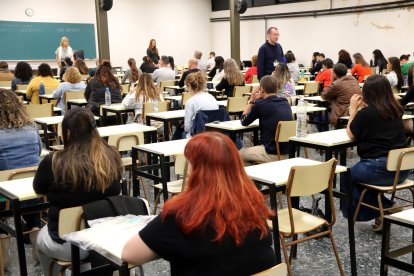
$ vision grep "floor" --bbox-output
[4,134,414,276]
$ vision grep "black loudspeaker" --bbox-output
[101,0,113,11]
[237,0,248,14]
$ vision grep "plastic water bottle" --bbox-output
[375,66,380,75]
[39,81,45,95]
[296,96,307,138]
[104,87,111,106]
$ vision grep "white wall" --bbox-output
[211,0,414,66]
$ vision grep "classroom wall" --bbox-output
[211,0,414,66]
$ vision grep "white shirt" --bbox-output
[206,58,216,71]
[197,59,207,71]
[184,92,219,137]
[212,70,224,82]
[386,71,398,87]
[152,67,175,85]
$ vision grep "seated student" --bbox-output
[337,49,353,69]
[178,58,199,88]
[239,76,293,165]
[122,131,276,275]
[206,51,216,71]
[315,58,334,90]
[400,54,413,79]
[351,53,371,83]
[272,63,295,100]
[0,90,42,269]
[244,55,258,84]
[309,53,325,75]
[184,71,219,138]
[0,61,14,81]
[52,66,86,114]
[152,55,175,85]
[399,64,414,132]
[74,58,89,76]
[207,56,224,82]
[11,61,33,91]
[140,56,157,74]
[386,56,403,93]
[194,50,206,71]
[121,58,140,85]
[215,58,245,97]
[59,57,73,80]
[321,63,361,126]
[372,49,388,73]
[285,51,300,82]
[85,60,122,116]
[34,108,122,275]
[341,75,411,231]
[26,63,60,104]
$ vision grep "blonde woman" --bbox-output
[52,66,86,113]
[271,63,295,99]
[122,73,164,123]
[215,58,244,97]
[34,108,122,275]
[55,36,74,69]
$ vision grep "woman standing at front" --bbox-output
[34,108,122,275]
[55,36,74,71]
[343,75,410,231]
[122,131,276,275]
[147,39,160,65]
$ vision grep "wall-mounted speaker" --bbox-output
[237,0,248,14]
[101,0,113,11]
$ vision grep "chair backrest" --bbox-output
[25,103,53,118]
[0,166,38,181]
[251,75,259,84]
[58,206,85,237]
[121,83,130,93]
[275,121,296,159]
[181,92,192,108]
[191,107,230,135]
[251,263,288,276]
[16,84,29,90]
[226,96,248,113]
[174,154,189,192]
[391,86,400,94]
[233,85,252,97]
[63,90,85,105]
[0,80,11,87]
[159,80,175,92]
[303,81,320,95]
[142,101,169,120]
[108,133,144,151]
[386,147,414,172]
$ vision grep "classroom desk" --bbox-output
[163,85,184,95]
[101,104,135,125]
[145,109,185,141]
[0,86,11,90]
[65,215,154,276]
[163,95,181,109]
[97,123,157,143]
[131,139,189,200]
[337,114,414,126]
[205,119,260,145]
[0,177,49,276]
[244,158,348,267]
[67,98,87,110]
[39,94,55,103]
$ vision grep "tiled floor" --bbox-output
[4,145,414,276]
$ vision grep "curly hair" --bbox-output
[94,60,121,90]
[63,66,82,84]
[0,89,33,129]
[14,61,33,82]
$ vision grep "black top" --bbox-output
[33,154,121,242]
[399,85,414,106]
[241,95,293,154]
[146,48,160,65]
[140,214,276,276]
[374,57,388,73]
[84,78,122,116]
[350,106,406,159]
[140,62,157,74]
[215,78,244,97]
[178,68,200,88]
[310,61,323,75]
[338,58,353,69]
[208,67,222,79]
[257,41,284,80]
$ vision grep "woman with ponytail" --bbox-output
[122,58,140,84]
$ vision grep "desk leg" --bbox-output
[103,109,107,126]
[380,219,390,276]
[117,112,122,125]
[253,130,258,146]
[71,243,81,276]
[160,156,170,202]
[42,123,50,150]
[119,264,129,276]
[13,200,28,276]
[163,120,169,141]
[288,142,296,159]
[132,148,140,197]
[345,169,357,276]
[269,185,282,264]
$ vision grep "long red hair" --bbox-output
[162,132,273,245]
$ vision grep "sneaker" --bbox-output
[0,233,12,270]
[29,228,40,265]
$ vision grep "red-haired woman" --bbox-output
[122,132,276,275]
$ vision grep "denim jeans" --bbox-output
[340,157,412,221]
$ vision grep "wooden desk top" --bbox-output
[291,106,326,114]
[304,96,327,102]
[34,115,99,125]
[163,95,181,101]
[67,99,87,104]
[289,128,352,147]
[387,208,414,225]
[340,114,414,121]
[146,109,185,119]
[97,123,156,137]
[39,94,55,99]
[205,119,259,131]
[134,138,189,156]
[101,103,133,112]
[0,177,40,201]
[244,157,346,186]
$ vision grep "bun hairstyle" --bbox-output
[185,71,207,92]
[101,59,112,68]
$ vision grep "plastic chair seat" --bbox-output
[153,180,183,194]
[359,179,413,192]
[269,208,326,234]
[121,156,133,167]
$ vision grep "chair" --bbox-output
[251,75,259,84]
[159,80,175,93]
[63,90,85,109]
[181,92,192,108]
[251,263,287,276]
[0,81,11,87]
[275,121,296,161]
[25,103,53,118]
[108,133,145,197]
[152,154,188,214]
[233,85,252,97]
[0,166,37,182]
[121,83,130,94]
[353,147,414,231]
[303,81,320,95]
[48,206,85,276]
[226,96,248,117]
[274,158,344,276]
[142,101,170,122]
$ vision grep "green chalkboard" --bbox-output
[0,20,96,60]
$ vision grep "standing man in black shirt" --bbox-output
[257,27,285,80]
